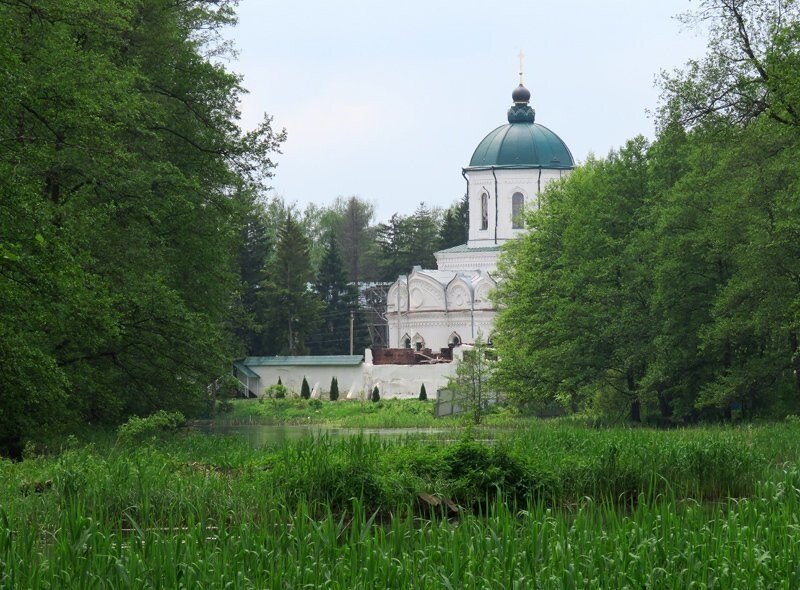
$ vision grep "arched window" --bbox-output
[413,333,425,352]
[448,332,461,347]
[402,334,411,349]
[480,192,489,230]
[512,192,524,229]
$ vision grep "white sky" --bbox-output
[229,0,709,222]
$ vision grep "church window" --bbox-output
[402,334,411,348]
[448,332,461,347]
[480,192,489,230]
[512,192,524,229]
[413,333,425,351]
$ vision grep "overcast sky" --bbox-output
[228,0,709,222]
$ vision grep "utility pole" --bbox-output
[349,311,354,355]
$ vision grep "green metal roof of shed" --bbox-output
[233,362,259,378]
[242,355,364,367]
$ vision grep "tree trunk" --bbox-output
[630,399,641,423]
[790,332,800,397]
[626,370,641,422]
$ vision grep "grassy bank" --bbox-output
[222,396,442,427]
[2,423,800,587]
[218,397,531,428]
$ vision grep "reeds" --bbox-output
[1,423,799,587]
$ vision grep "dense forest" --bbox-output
[494,0,800,423]
[0,0,467,455]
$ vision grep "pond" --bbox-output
[191,422,461,447]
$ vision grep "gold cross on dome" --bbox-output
[518,50,525,84]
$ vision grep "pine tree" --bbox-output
[330,376,339,401]
[419,383,428,401]
[371,386,380,403]
[301,377,311,400]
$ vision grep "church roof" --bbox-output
[407,266,494,289]
[466,83,574,170]
[409,267,460,286]
[436,243,501,254]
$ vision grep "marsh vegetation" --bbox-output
[3,421,800,587]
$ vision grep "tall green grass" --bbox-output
[1,423,800,587]
[221,397,459,428]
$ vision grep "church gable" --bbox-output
[473,274,496,309]
[407,271,446,311]
[446,276,473,310]
[386,281,407,313]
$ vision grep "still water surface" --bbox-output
[193,423,460,447]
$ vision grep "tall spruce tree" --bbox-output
[232,191,274,356]
[262,214,321,355]
[310,232,365,354]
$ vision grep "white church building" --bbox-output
[387,81,575,351]
[234,79,576,400]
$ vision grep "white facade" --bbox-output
[386,266,497,350]
[386,166,570,351]
[235,350,462,400]
[466,168,569,247]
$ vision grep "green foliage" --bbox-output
[228,398,440,428]
[262,214,322,355]
[419,383,427,401]
[659,0,800,128]
[264,384,288,399]
[231,191,275,356]
[317,196,380,283]
[300,377,311,400]
[439,194,469,249]
[330,377,339,401]
[488,2,800,425]
[117,411,185,443]
[0,0,284,451]
[371,386,380,403]
[496,108,800,423]
[448,333,495,424]
[309,232,367,354]
[3,423,800,588]
[375,203,442,279]
[216,399,234,414]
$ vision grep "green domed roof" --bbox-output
[467,84,574,170]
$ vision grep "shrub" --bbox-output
[371,386,380,403]
[265,383,288,399]
[419,383,427,401]
[117,411,185,443]
[301,377,311,400]
[330,377,339,401]
[216,398,234,414]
